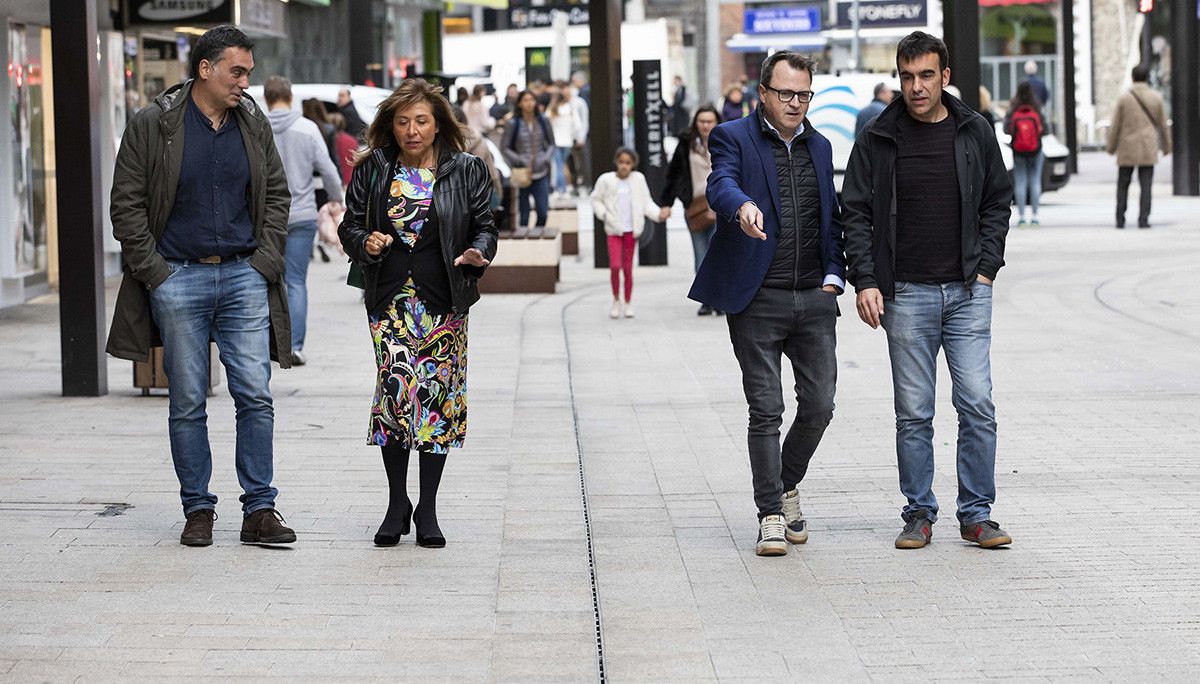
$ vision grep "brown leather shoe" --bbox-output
[180,509,216,546]
[240,508,296,544]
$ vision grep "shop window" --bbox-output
[8,23,51,278]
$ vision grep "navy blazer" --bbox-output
[688,110,846,314]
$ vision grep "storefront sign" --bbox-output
[632,59,667,266]
[509,3,588,29]
[127,0,232,25]
[834,1,927,29]
[744,7,822,35]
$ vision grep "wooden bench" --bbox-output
[546,209,579,256]
[134,343,221,397]
[478,231,561,294]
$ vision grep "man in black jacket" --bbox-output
[842,31,1013,550]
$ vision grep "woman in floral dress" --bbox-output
[339,79,498,548]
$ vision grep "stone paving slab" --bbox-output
[1,153,1199,680]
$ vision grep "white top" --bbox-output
[549,101,583,147]
[616,179,634,233]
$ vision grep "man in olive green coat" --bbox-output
[107,26,296,547]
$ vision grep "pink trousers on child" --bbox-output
[607,232,635,302]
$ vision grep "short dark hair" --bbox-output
[614,146,639,166]
[263,75,291,106]
[896,31,948,72]
[190,25,254,79]
[873,82,890,98]
[1131,64,1150,83]
[760,51,816,89]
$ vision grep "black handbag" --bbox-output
[346,165,380,289]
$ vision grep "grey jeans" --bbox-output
[727,286,839,518]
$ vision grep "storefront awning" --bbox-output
[725,33,828,53]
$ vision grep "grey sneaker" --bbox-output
[895,512,933,549]
[960,520,1012,548]
[781,489,808,544]
[756,514,788,557]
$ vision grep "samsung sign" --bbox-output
[744,7,822,35]
[835,1,926,29]
[128,0,232,25]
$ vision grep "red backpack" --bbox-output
[1010,105,1042,153]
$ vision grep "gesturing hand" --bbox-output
[658,206,671,223]
[364,231,393,256]
[738,201,766,240]
[856,287,885,329]
[453,248,490,268]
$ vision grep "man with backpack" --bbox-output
[1004,82,1046,226]
[1107,64,1171,229]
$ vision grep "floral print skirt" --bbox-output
[367,280,468,453]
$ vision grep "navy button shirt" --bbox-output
[158,95,257,260]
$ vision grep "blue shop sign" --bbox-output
[744,7,822,35]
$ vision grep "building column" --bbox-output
[1062,0,1078,173]
[941,0,981,111]
[50,0,107,396]
[590,0,623,269]
[1171,2,1199,195]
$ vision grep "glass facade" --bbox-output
[7,22,50,280]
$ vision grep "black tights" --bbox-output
[379,444,445,537]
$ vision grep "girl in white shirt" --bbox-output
[590,148,671,319]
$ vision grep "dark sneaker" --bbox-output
[240,508,296,544]
[781,489,808,544]
[895,511,933,549]
[756,514,788,557]
[180,509,216,547]
[960,520,1012,548]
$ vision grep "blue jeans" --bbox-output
[518,174,550,227]
[880,280,996,525]
[553,146,572,193]
[284,220,317,351]
[689,224,716,273]
[149,257,278,516]
[1012,152,1044,219]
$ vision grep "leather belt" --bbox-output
[198,255,224,264]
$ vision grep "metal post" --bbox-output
[50,0,108,397]
[941,0,981,112]
[851,0,862,71]
[1170,0,1200,195]
[349,0,373,84]
[1062,0,1078,174]
[590,0,623,268]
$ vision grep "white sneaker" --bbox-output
[756,514,788,556]
[623,303,635,319]
[781,489,808,544]
[609,301,621,319]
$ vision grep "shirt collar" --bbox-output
[759,111,805,147]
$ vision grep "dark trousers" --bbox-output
[727,287,838,518]
[1117,165,1154,226]
[518,175,550,227]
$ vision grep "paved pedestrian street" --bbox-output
[2,155,1199,681]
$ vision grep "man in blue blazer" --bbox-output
[689,51,846,557]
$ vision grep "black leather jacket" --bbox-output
[339,147,499,315]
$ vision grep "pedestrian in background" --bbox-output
[1107,63,1171,229]
[690,52,846,557]
[668,75,689,133]
[854,82,893,138]
[978,85,997,127]
[722,84,748,121]
[1023,60,1050,108]
[453,105,503,207]
[1004,81,1047,227]
[107,25,296,547]
[660,105,722,314]
[842,31,1013,550]
[591,147,667,320]
[548,84,583,197]
[338,78,498,549]
[569,80,591,192]
[464,84,495,136]
[328,112,358,187]
[502,90,554,228]
[266,76,345,367]
[337,87,367,138]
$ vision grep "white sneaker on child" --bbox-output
[609,301,621,319]
[623,303,635,319]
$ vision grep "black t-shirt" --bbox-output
[894,111,962,284]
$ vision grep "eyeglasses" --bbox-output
[764,86,814,104]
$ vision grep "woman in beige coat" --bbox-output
[1106,64,1171,228]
